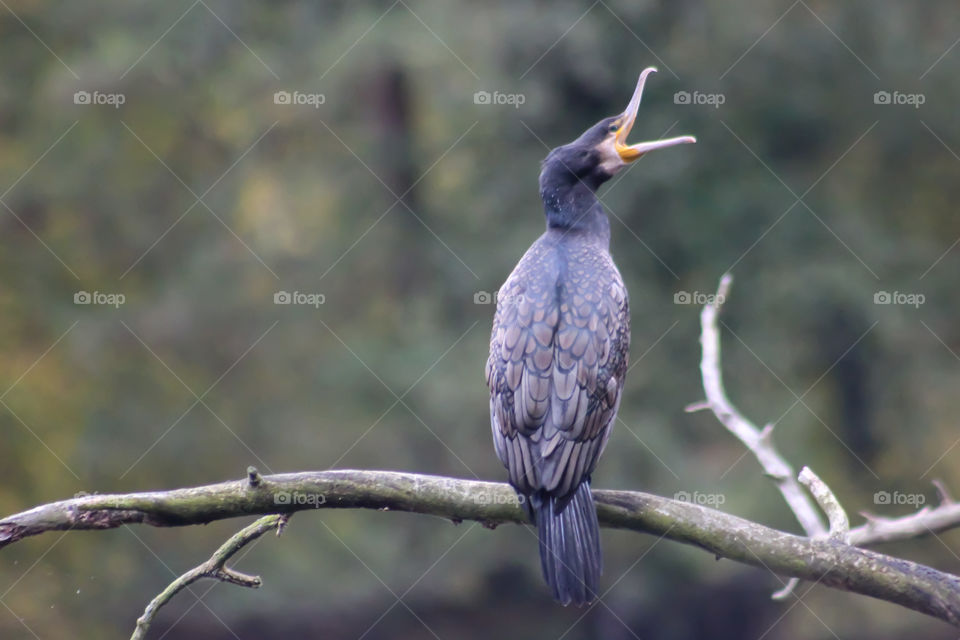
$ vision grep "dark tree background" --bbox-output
[1,1,958,638]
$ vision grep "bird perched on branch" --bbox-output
[485,68,695,605]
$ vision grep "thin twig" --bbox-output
[850,480,958,546]
[130,514,288,640]
[933,479,954,505]
[690,274,828,538]
[799,467,850,541]
[771,578,800,600]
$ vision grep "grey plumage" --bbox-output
[486,222,630,606]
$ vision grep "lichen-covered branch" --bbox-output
[2,469,960,626]
[131,514,287,640]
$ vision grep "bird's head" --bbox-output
[539,67,696,196]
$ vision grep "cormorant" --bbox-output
[485,68,695,606]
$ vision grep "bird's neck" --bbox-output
[541,180,610,241]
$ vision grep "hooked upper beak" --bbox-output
[615,67,696,162]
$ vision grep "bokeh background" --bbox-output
[1,1,959,638]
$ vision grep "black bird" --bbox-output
[485,68,695,605]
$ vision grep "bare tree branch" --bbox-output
[687,273,960,606]
[851,500,960,545]
[131,514,288,640]
[686,273,828,538]
[688,272,828,601]
[3,469,960,626]
[686,273,960,548]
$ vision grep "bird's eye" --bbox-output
[608,123,619,133]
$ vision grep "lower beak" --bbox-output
[615,67,696,162]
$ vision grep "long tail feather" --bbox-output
[533,482,601,606]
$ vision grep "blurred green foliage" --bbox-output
[1,1,960,638]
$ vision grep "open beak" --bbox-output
[615,67,696,162]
